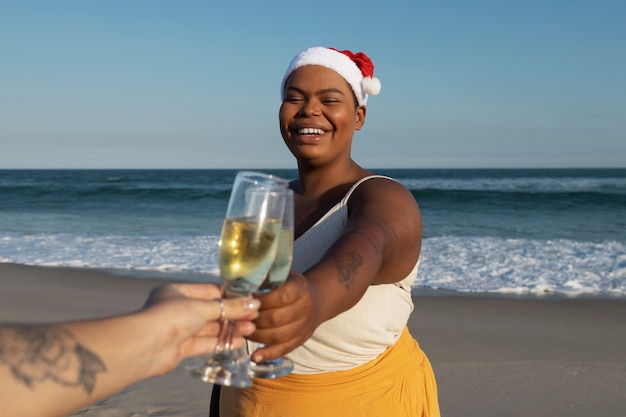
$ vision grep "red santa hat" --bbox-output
[281,46,382,106]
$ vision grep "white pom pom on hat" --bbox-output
[281,46,381,106]
[362,76,382,96]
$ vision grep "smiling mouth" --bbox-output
[297,127,326,135]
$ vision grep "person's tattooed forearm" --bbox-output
[0,326,106,394]
[334,251,363,289]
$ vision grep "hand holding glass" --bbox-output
[187,171,287,388]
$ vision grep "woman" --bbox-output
[220,46,440,416]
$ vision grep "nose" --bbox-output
[299,99,320,117]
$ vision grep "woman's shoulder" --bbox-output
[351,175,415,203]
[347,175,420,222]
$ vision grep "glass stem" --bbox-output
[215,319,236,353]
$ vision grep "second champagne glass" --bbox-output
[187,171,288,388]
[248,188,295,379]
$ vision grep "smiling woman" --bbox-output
[216,46,440,417]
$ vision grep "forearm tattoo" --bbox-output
[0,326,106,394]
[334,251,363,290]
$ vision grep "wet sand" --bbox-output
[1,263,624,416]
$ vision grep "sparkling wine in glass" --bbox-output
[248,189,295,378]
[187,171,287,388]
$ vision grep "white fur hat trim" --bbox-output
[281,46,381,106]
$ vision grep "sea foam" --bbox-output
[2,232,624,297]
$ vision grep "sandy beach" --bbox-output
[1,263,624,417]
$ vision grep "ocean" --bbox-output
[1,168,625,298]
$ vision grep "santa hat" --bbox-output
[281,46,381,106]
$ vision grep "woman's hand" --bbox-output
[141,283,260,376]
[248,273,321,363]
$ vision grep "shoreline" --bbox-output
[411,285,626,301]
[1,263,625,416]
[4,262,622,301]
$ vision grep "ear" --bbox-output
[355,105,367,131]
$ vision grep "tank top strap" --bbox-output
[340,175,396,205]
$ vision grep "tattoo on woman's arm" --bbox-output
[334,252,363,290]
[0,326,106,394]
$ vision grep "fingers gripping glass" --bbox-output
[187,171,288,388]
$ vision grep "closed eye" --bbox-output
[284,96,304,103]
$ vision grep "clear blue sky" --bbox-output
[1,1,624,169]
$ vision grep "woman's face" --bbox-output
[279,65,366,166]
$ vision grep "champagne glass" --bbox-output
[187,171,288,388]
[248,188,295,378]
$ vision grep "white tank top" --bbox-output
[289,175,419,374]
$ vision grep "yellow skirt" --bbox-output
[220,327,440,417]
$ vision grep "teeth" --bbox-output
[298,128,325,135]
